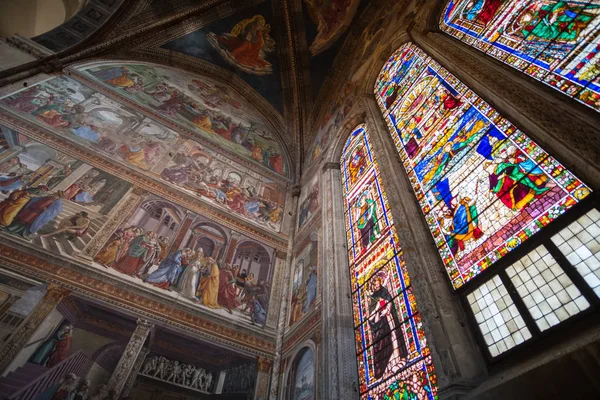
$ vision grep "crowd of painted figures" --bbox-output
[161,151,283,229]
[0,160,99,241]
[140,355,214,393]
[96,231,270,324]
[48,374,116,400]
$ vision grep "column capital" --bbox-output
[322,162,341,172]
[257,357,273,373]
[136,319,154,330]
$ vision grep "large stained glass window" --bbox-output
[341,125,437,399]
[375,43,591,289]
[440,1,600,112]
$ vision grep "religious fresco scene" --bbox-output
[0,125,132,255]
[0,1,599,399]
[0,76,288,233]
[297,174,320,231]
[80,62,289,176]
[94,194,276,326]
[161,1,285,112]
[288,229,318,327]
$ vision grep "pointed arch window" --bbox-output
[439,0,600,112]
[340,125,438,399]
[375,42,598,360]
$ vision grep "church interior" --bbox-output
[0,0,598,399]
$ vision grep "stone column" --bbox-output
[321,162,359,400]
[363,96,486,396]
[107,319,154,398]
[169,212,195,250]
[0,284,70,374]
[268,186,300,399]
[409,30,600,188]
[120,347,149,398]
[254,357,272,400]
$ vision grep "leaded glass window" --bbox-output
[440,0,600,112]
[375,43,591,289]
[341,125,438,399]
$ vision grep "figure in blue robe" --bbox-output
[145,250,184,289]
[71,126,101,143]
[303,267,318,313]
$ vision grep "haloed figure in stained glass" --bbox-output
[355,189,381,254]
[438,190,484,257]
[348,145,368,185]
[485,145,552,212]
[367,272,408,379]
[462,0,504,25]
[515,2,596,43]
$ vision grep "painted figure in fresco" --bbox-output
[355,189,381,254]
[348,146,368,186]
[207,15,275,75]
[485,146,552,212]
[71,379,90,400]
[251,279,270,325]
[113,231,157,276]
[95,233,124,268]
[0,186,47,227]
[30,324,72,366]
[218,263,239,313]
[367,273,407,380]
[290,260,307,325]
[304,0,360,55]
[146,248,193,290]
[298,185,320,229]
[50,373,78,400]
[439,193,483,256]
[91,66,144,92]
[515,1,597,43]
[303,266,318,313]
[47,325,73,368]
[179,250,205,302]
[462,0,504,25]
[5,190,65,240]
[40,211,91,240]
[197,257,221,309]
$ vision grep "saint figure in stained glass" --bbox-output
[356,189,381,254]
[440,1,600,111]
[349,145,368,185]
[368,271,408,380]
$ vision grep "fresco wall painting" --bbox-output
[94,195,276,326]
[0,75,287,234]
[288,229,319,327]
[297,174,320,232]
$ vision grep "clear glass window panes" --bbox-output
[551,209,600,297]
[467,275,532,357]
[506,246,589,332]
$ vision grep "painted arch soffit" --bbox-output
[70,60,292,180]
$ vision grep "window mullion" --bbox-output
[499,270,541,339]
[545,240,600,308]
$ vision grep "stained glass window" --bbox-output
[375,43,591,289]
[341,125,438,399]
[440,1,600,112]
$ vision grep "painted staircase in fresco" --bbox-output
[0,193,108,258]
[0,363,46,399]
[0,351,91,400]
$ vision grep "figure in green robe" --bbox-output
[356,191,381,254]
[520,2,597,43]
